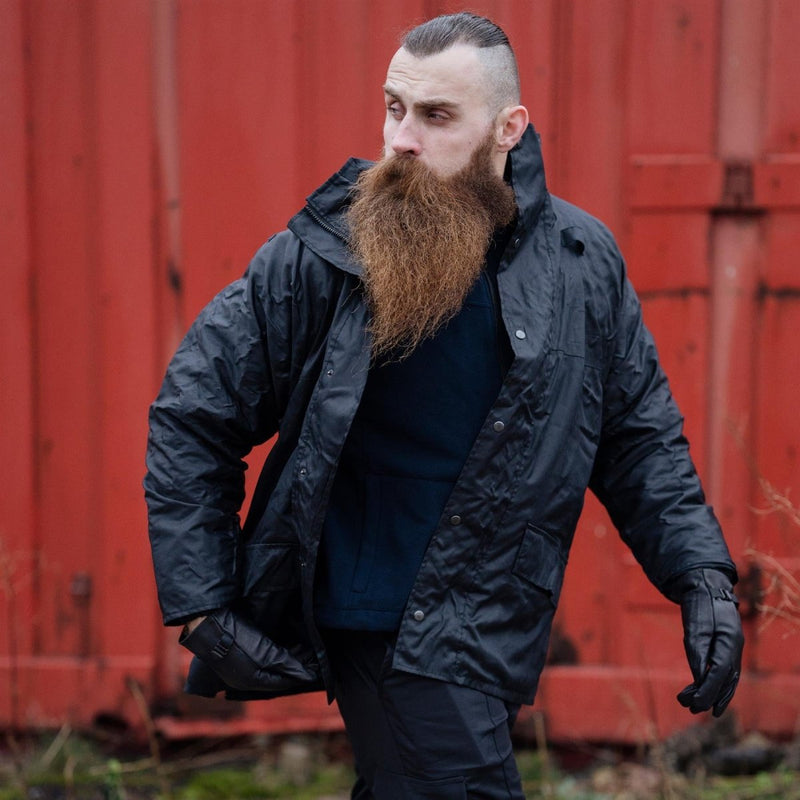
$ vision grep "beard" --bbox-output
[347,131,517,361]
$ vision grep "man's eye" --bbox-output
[427,111,448,122]
[387,104,403,119]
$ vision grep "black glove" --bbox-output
[179,608,320,694]
[667,568,744,717]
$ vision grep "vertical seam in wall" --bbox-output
[152,0,185,361]
[21,0,43,659]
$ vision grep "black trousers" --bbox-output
[324,629,526,800]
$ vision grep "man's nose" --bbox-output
[389,117,422,156]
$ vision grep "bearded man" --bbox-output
[145,12,743,799]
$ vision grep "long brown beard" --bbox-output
[347,133,517,361]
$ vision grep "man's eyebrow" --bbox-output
[382,85,459,110]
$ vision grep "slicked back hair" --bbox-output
[401,12,521,113]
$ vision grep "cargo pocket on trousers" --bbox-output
[373,769,466,800]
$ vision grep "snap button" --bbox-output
[413,610,425,621]
[493,420,505,432]
[449,515,462,526]
[515,329,526,340]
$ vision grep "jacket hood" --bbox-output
[287,125,549,275]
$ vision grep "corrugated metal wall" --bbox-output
[1,0,798,742]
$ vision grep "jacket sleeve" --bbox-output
[588,256,737,595]
[144,243,290,625]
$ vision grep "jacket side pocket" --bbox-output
[511,525,566,607]
[242,542,299,596]
[238,542,302,643]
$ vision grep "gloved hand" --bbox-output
[179,608,320,693]
[667,568,744,717]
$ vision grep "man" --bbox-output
[145,12,743,799]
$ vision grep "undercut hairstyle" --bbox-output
[401,12,521,113]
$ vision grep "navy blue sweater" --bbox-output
[315,236,512,630]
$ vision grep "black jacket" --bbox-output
[144,126,736,705]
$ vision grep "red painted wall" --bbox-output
[1,0,798,742]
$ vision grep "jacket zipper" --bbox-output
[304,204,348,243]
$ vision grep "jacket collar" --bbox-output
[287,124,549,275]
[287,158,369,275]
[508,124,549,232]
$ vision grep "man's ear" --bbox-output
[495,105,529,152]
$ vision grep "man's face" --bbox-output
[382,44,499,178]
